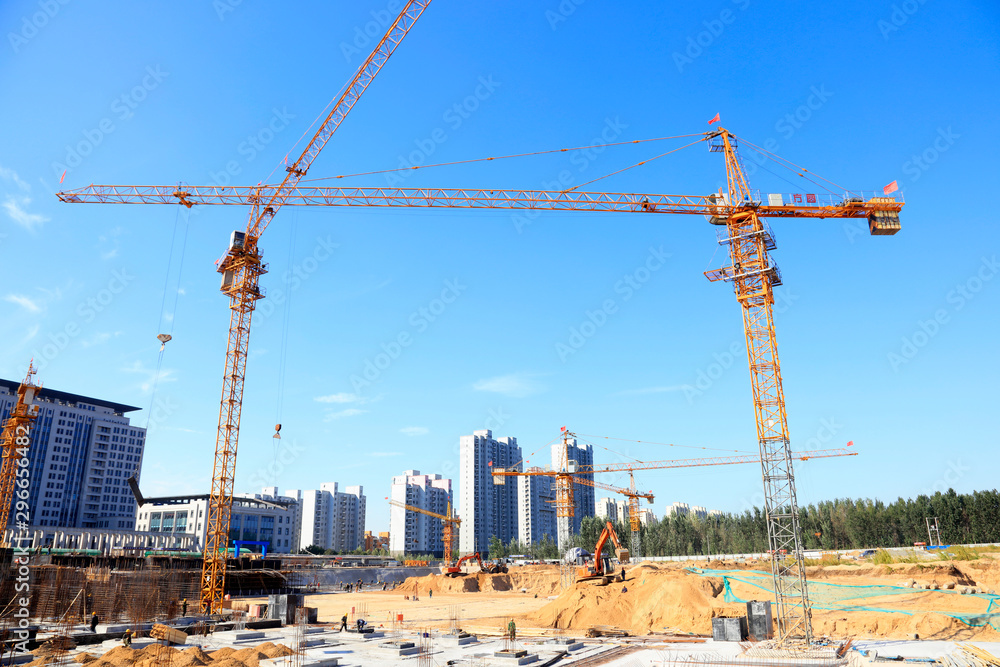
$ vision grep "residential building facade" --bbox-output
[389,470,452,556]
[134,490,299,553]
[0,377,146,531]
[517,468,556,546]
[287,482,366,552]
[459,429,521,555]
[596,496,618,522]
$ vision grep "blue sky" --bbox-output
[1,0,997,534]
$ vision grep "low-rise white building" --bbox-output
[134,489,299,553]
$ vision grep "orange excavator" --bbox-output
[443,553,509,577]
[575,521,629,585]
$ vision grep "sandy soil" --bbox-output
[245,558,1000,641]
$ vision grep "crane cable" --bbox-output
[564,137,707,192]
[272,215,298,485]
[734,134,850,194]
[145,207,189,431]
[573,432,753,455]
[295,133,708,184]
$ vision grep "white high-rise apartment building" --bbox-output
[551,437,595,546]
[459,429,521,555]
[0,377,146,530]
[517,468,556,546]
[389,470,452,556]
[287,482,366,552]
[665,502,691,518]
[596,497,618,522]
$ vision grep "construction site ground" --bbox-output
[256,557,1000,642]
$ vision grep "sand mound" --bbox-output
[255,644,294,659]
[78,654,98,664]
[530,568,727,635]
[211,658,249,667]
[525,560,1000,640]
[208,648,235,661]
[90,646,140,667]
[395,568,561,597]
[229,649,268,667]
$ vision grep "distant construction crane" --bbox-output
[491,429,858,565]
[56,9,901,642]
[0,362,41,545]
[559,470,653,560]
[387,498,460,562]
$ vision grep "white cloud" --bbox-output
[324,408,366,421]
[4,294,41,312]
[315,392,362,404]
[473,372,545,398]
[0,165,47,231]
[399,426,429,437]
[615,385,688,396]
[81,332,118,348]
[0,165,29,191]
[21,325,39,344]
[122,360,177,393]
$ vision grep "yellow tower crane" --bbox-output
[387,498,460,563]
[0,362,41,545]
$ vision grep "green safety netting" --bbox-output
[685,567,1000,631]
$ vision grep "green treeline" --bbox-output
[487,488,1000,559]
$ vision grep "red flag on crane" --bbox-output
[846,440,854,447]
[883,180,898,195]
[59,170,66,184]
[560,426,566,432]
[708,113,720,124]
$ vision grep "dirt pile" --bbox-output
[529,564,730,635]
[523,560,1000,640]
[76,642,294,667]
[395,567,561,597]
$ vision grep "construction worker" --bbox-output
[122,630,133,647]
[340,614,348,632]
[507,619,516,641]
[90,612,100,633]
[181,599,188,616]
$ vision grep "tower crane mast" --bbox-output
[0,362,41,546]
[199,0,432,613]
